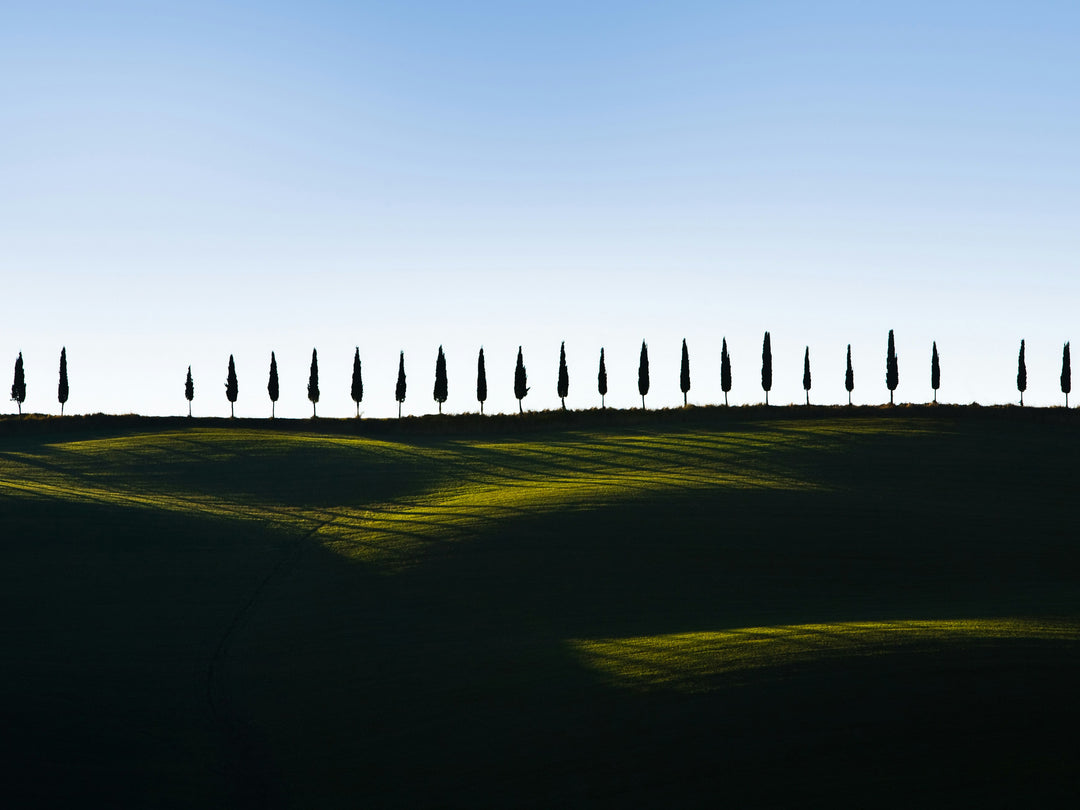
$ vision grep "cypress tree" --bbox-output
[514,346,528,413]
[476,348,487,414]
[679,338,690,406]
[58,347,69,416]
[1017,340,1027,406]
[225,355,238,418]
[395,351,407,418]
[433,345,448,414]
[308,348,320,417]
[598,348,608,408]
[638,340,650,410]
[1062,343,1071,408]
[802,346,811,405]
[11,352,26,415]
[845,344,854,405]
[351,348,363,417]
[720,338,731,406]
[557,342,569,410]
[761,331,772,405]
[886,329,899,405]
[268,352,279,418]
[185,366,194,417]
[930,342,940,404]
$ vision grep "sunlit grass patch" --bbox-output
[569,619,1080,692]
[0,419,933,570]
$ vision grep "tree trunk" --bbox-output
[561,398,565,410]
[933,391,937,403]
[272,402,276,419]
[1020,393,1024,407]
[518,399,523,414]
[398,401,402,418]
[230,402,234,418]
[601,395,605,409]
[188,402,192,418]
[683,393,687,407]
[438,402,442,414]
[890,391,894,405]
[806,391,809,405]
[61,403,64,416]
[847,392,851,406]
[312,402,317,418]
[641,395,646,410]
[480,402,484,415]
[356,402,359,418]
[765,392,769,406]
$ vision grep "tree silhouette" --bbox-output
[845,344,854,405]
[225,355,238,418]
[561,343,570,408]
[886,330,899,405]
[720,338,731,406]
[476,348,487,415]
[434,345,448,414]
[308,349,320,417]
[514,346,528,413]
[351,348,363,417]
[1062,343,1071,408]
[268,352,279,418]
[802,346,811,405]
[395,351,407,418]
[11,352,26,415]
[930,342,940,403]
[1017,340,1027,406]
[185,366,194,417]
[761,331,772,405]
[680,338,690,406]
[598,348,608,408]
[58,347,69,416]
[638,340,650,410]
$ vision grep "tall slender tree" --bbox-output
[308,349,320,417]
[720,338,731,406]
[845,344,854,405]
[351,348,363,417]
[58,347,69,416]
[433,345,448,414]
[1062,343,1071,408]
[679,338,691,406]
[802,347,812,405]
[930,342,940,403]
[1017,339,1027,406]
[185,366,194,417]
[268,352,279,418]
[557,342,569,410]
[638,340,650,410]
[514,346,528,413]
[886,329,899,405]
[395,351,407,418]
[476,348,487,414]
[761,331,772,405]
[598,348,608,408]
[11,353,26,415]
[225,355,238,418]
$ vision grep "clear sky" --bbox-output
[3,1,1078,417]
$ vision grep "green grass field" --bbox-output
[3,409,1079,807]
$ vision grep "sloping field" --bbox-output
[2,412,1079,807]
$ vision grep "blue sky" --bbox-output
[3,1,1079,416]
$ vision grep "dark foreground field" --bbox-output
[2,408,1079,807]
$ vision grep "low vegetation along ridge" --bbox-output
[5,332,1072,417]
[3,414,1080,805]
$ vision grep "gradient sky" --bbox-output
[3,1,1079,417]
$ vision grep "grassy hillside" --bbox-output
[2,412,1079,807]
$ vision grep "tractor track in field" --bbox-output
[205,516,336,809]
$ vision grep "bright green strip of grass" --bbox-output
[569,618,1080,692]
[2,422,852,570]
